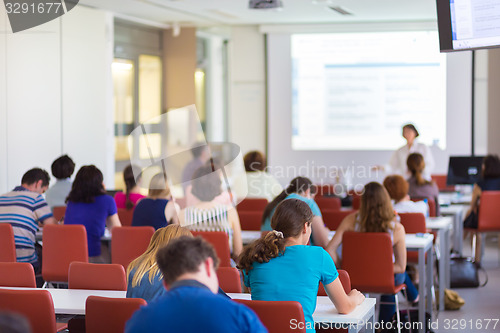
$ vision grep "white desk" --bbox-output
[229,293,376,333]
[440,204,468,255]
[405,233,434,333]
[0,287,126,315]
[426,216,453,311]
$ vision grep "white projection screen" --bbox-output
[266,27,473,186]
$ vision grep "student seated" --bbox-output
[261,177,330,248]
[407,153,440,215]
[125,236,267,333]
[383,175,428,216]
[45,154,75,209]
[64,165,121,262]
[239,199,364,333]
[179,165,243,259]
[326,182,418,324]
[114,164,145,210]
[132,173,179,230]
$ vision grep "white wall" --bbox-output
[228,26,266,155]
[0,6,114,194]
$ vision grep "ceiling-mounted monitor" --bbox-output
[437,0,500,52]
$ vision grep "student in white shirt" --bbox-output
[383,175,428,216]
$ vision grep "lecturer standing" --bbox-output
[378,124,435,179]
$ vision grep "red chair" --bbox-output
[111,226,154,269]
[69,262,127,290]
[315,184,336,197]
[52,206,66,222]
[410,197,437,217]
[0,262,36,287]
[85,296,146,333]
[0,223,16,262]
[238,211,263,231]
[117,208,134,227]
[322,210,356,230]
[0,288,67,333]
[237,198,268,212]
[191,231,231,267]
[470,191,500,260]
[351,195,361,210]
[341,232,405,331]
[315,197,341,212]
[42,224,88,285]
[317,269,351,296]
[431,174,455,192]
[234,299,306,333]
[398,213,427,264]
[217,267,242,293]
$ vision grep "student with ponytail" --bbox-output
[115,164,145,209]
[406,153,439,215]
[261,176,330,248]
[239,199,364,333]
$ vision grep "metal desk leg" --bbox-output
[438,228,445,311]
[418,247,426,333]
[427,245,434,323]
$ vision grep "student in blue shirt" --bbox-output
[125,236,267,333]
[240,199,364,333]
[261,176,330,248]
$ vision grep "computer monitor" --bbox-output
[446,156,485,185]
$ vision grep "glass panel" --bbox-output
[115,136,131,161]
[139,133,161,159]
[138,55,162,123]
[112,59,134,126]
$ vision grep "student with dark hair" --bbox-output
[132,173,179,229]
[233,150,283,201]
[239,199,364,333]
[406,153,440,215]
[181,143,211,193]
[125,236,267,333]
[465,154,500,263]
[0,168,56,285]
[327,182,418,324]
[45,155,76,209]
[180,165,242,258]
[261,176,330,248]
[64,165,121,262]
[383,175,428,215]
[114,164,145,210]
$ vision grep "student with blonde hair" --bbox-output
[132,173,179,229]
[126,225,193,301]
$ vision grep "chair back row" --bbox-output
[0,223,16,262]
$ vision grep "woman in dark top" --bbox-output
[466,154,500,263]
[132,173,179,229]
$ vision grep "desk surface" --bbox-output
[0,287,126,315]
[36,228,111,241]
[228,293,376,325]
[426,216,453,229]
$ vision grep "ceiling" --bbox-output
[80,0,439,27]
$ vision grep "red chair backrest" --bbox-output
[42,224,88,283]
[238,211,263,231]
[352,195,361,210]
[322,210,356,230]
[315,184,337,197]
[0,289,56,333]
[0,223,16,262]
[342,232,397,294]
[410,197,436,217]
[431,174,454,192]
[117,208,134,227]
[111,226,154,270]
[69,262,127,290]
[237,198,268,212]
[85,296,146,333]
[191,231,231,267]
[0,262,36,287]
[315,197,341,212]
[52,206,67,222]
[478,191,500,232]
[398,213,426,234]
[217,267,242,293]
[234,299,306,333]
[317,269,351,296]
